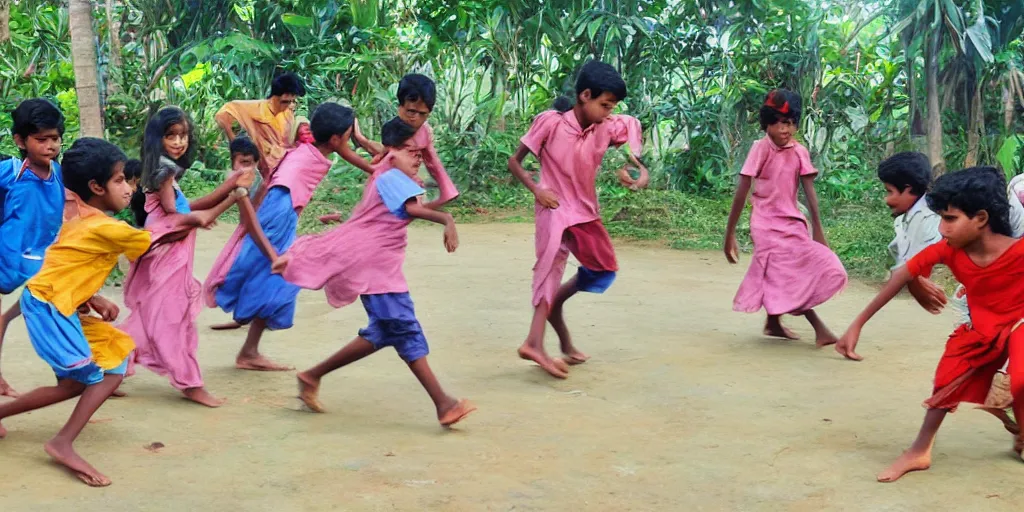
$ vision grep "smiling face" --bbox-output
[577,90,620,127]
[15,128,62,172]
[163,122,189,161]
[883,183,920,217]
[766,117,797,147]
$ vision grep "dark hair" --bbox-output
[552,96,573,113]
[123,159,143,181]
[230,136,261,162]
[926,166,1013,236]
[759,89,802,130]
[397,74,437,111]
[309,103,355,145]
[381,117,417,148]
[61,138,128,201]
[11,98,65,157]
[877,152,931,197]
[575,60,628,103]
[269,72,306,98]
[141,106,196,191]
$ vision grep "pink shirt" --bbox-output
[268,143,333,211]
[372,122,459,203]
[740,136,817,247]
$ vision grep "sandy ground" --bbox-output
[0,222,1021,511]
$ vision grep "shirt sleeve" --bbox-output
[739,140,768,178]
[96,219,153,262]
[905,240,951,278]
[420,125,459,202]
[520,110,561,156]
[376,169,426,219]
[607,115,643,156]
[904,212,942,263]
[796,144,818,176]
[1007,186,1024,238]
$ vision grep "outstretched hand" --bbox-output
[835,327,863,361]
[907,276,947,315]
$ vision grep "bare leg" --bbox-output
[407,357,475,427]
[517,300,568,378]
[1013,394,1024,459]
[182,387,226,408]
[0,301,22,397]
[979,408,1019,435]
[236,318,292,371]
[44,374,122,487]
[296,336,377,413]
[0,379,86,437]
[877,408,947,482]
[210,321,242,331]
[548,277,589,365]
[764,314,800,340]
[803,309,839,347]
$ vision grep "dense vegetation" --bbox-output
[1,1,1023,280]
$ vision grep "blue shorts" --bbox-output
[576,266,616,294]
[358,293,429,363]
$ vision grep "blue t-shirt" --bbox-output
[0,158,66,292]
[375,169,425,219]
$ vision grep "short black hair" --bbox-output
[877,152,931,197]
[397,74,437,111]
[61,138,128,201]
[927,166,1013,236]
[269,72,306,98]
[759,89,802,130]
[552,96,573,113]
[11,98,65,156]
[230,136,261,162]
[309,102,355,145]
[575,60,628,102]
[381,117,417,148]
[123,159,143,181]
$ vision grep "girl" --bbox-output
[273,117,475,427]
[203,102,373,371]
[119,107,252,407]
[723,89,847,345]
[292,115,314,146]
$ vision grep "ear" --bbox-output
[974,209,990,228]
[579,89,593,102]
[88,179,106,198]
[13,134,26,150]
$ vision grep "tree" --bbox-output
[69,0,103,137]
[1,0,10,43]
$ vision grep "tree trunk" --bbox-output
[0,0,10,43]
[925,26,945,176]
[105,0,121,95]
[1005,82,1015,134]
[69,0,104,137]
[964,78,983,168]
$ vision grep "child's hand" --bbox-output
[907,276,947,315]
[617,165,650,190]
[193,209,219,229]
[235,168,256,189]
[319,213,342,224]
[835,327,864,361]
[812,229,829,248]
[723,234,740,264]
[534,188,559,209]
[87,295,121,322]
[443,222,459,253]
[271,254,290,275]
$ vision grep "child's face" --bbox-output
[390,148,422,177]
[883,183,920,217]
[578,90,620,126]
[163,122,189,161]
[232,153,258,173]
[127,177,139,194]
[14,128,62,168]
[398,99,431,130]
[766,118,797,147]
[938,206,987,248]
[90,162,134,212]
[296,123,314,144]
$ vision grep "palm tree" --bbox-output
[69,0,103,137]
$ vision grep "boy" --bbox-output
[508,60,649,378]
[0,98,67,398]
[215,72,305,179]
[837,167,1024,481]
[0,138,224,486]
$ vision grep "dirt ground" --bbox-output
[0,222,1021,511]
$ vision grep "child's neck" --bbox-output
[84,197,110,213]
[25,158,52,179]
[572,105,593,130]
[315,143,334,158]
[962,230,1016,266]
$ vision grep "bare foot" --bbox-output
[562,350,590,365]
[110,389,127,398]
[236,355,294,372]
[877,450,931,482]
[764,320,801,340]
[183,388,226,408]
[210,321,242,331]
[44,439,112,487]
[296,372,324,413]
[438,399,477,427]
[517,345,568,379]
[0,375,19,398]
[1014,435,1023,459]
[815,330,839,348]
[0,421,7,439]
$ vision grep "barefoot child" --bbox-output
[274,117,475,427]
[836,167,1024,481]
[724,89,847,345]
[508,60,648,379]
[0,138,225,486]
[0,99,67,398]
[203,103,373,371]
[119,107,249,407]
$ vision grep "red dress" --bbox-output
[906,239,1024,409]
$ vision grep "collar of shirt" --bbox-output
[764,135,796,151]
[15,159,54,181]
[900,195,931,228]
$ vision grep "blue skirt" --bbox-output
[20,290,112,385]
[215,187,300,330]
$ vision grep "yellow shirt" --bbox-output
[217,99,294,176]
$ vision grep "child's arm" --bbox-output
[508,144,559,208]
[835,266,916,361]
[158,179,178,214]
[236,190,280,263]
[215,109,238,142]
[801,175,828,246]
[188,167,254,211]
[616,152,650,191]
[405,199,458,253]
[723,175,752,263]
[352,118,384,156]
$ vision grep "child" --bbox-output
[203,102,372,371]
[0,98,66,398]
[508,60,648,379]
[272,117,475,427]
[119,107,248,407]
[0,138,224,486]
[724,89,847,345]
[123,159,142,193]
[836,167,1024,481]
[292,115,314,146]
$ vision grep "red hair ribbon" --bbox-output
[764,90,789,114]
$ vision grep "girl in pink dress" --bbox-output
[272,117,475,428]
[119,107,250,407]
[723,89,847,345]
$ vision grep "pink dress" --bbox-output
[732,137,847,315]
[521,110,642,306]
[371,122,459,204]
